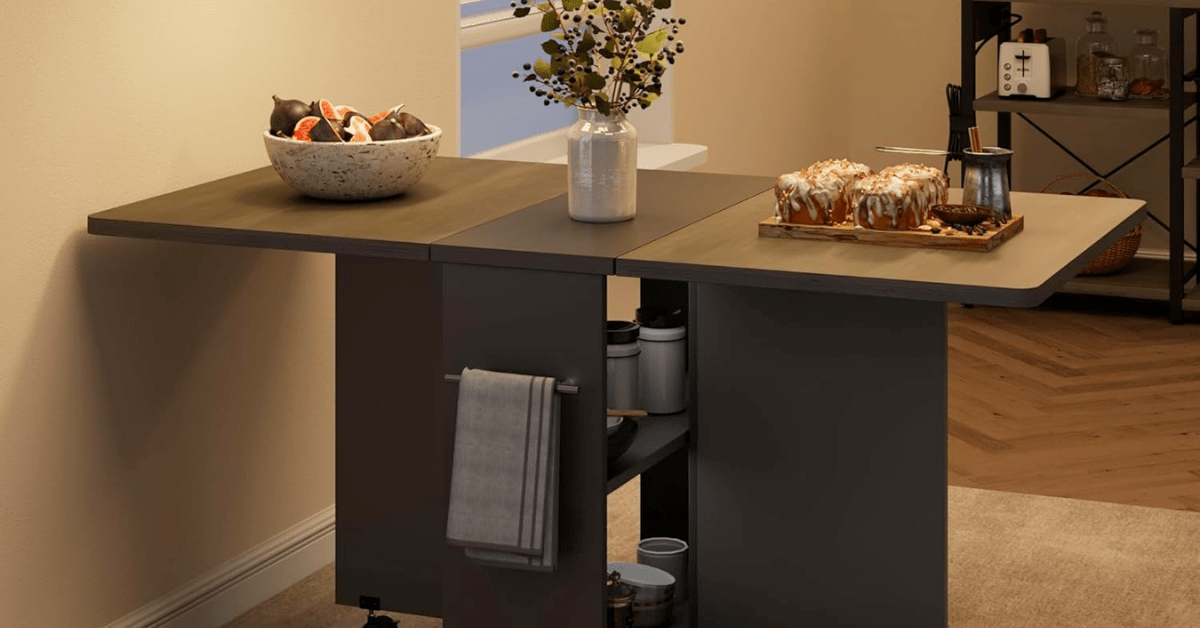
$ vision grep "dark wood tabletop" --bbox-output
[430,169,774,274]
[87,158,570,260]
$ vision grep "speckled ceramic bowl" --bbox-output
[263,125,441,201]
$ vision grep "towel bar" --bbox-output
[444,373,579,395]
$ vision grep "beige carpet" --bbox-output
[221,482,1200,628]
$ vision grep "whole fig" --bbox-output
[270,95,313,137]
[369,118,408,141]
[395,112,429,137]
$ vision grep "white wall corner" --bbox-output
[101,506,336,628]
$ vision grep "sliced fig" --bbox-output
[309,116,345,142]
[369,118,408,141]
[315,99,339,122]
[368,104,405,124]
[343,110,371,126]
[345,115,372,142]
[270,95,313,137]
[333,104,357,122]
[291,116,321,141]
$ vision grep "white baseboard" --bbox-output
[1136,247,1196,263]
[102,505,336,628]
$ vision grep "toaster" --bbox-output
[998,39,1066,98]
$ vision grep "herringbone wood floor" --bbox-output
[948,295,1200,511]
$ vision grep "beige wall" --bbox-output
[0,2,457,626]
[673,0,853,176]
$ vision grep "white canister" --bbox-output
[607,321,641,418]
[636,308,687,415]
[637,537,689,603]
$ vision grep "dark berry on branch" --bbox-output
[523,63,532,70]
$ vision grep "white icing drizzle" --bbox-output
[880,163,949,206]
[773,160,872,224]
[849,174,927,229]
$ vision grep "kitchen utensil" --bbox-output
[606,571,636,628]
[873,146,954,156]
[637,537,689,603]
[607,416,639,462]
[607,562,674,628]
[931,204,994,226]
[962,147,1013,222]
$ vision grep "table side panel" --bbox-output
[88,159,569,257]
[617,190,1146,307]
[441,264,608,628]
[694,284,948,628]
[431,170,774,273]
[335,256,447,616]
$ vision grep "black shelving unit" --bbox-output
[963,0,1200,323]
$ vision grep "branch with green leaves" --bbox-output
[510,0,685,117]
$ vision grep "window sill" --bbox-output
[468,127,708,172]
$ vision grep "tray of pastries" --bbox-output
[760,160,1023,252]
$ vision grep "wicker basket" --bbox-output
[1040,173,1143,276]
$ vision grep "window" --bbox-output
[458,0,703,169]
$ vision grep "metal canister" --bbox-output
[962,147,1013,222]
[606,571,636,628]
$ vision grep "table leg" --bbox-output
[441,263,608,628]
[335,256,447,617]
[694,283,947,628]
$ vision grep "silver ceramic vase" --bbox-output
[568,109,637,223]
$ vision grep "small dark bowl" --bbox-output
[931,204,993,226]
[607,417,640,462]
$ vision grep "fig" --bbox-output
[315,99,340,122]
[291,116,321,142]
[368,104,405,124]
[369,118,408,141]
[309,116,345,142]
[333,104,357,121]
[270,95,313,137]
[395,112,429,137]
[345,115,372,143]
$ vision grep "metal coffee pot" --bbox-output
[962,148,1013,222]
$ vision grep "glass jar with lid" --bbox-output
[1076,11,1117,95]
[1129,28,1168,97]
[1097,56,1130,101]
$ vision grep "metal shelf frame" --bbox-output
[962,1,1200,323]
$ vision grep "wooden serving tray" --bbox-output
[758,214,1024,252]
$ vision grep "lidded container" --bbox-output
[607,562,675,628]
[1075,11,1117,96]
[1097,56,1130,101]
[607,321,641,416]
[1129,28,1167,85]
[636,307,687,415]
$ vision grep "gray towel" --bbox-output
[446,368,559,558]
[464,389,560,572]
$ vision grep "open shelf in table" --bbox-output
[606,411,690,494]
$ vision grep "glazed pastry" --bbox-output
[773,159,872,225]
[879,163,949,209]
[849,174,929,230]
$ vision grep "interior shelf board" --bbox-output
[606,411,689,494]
[1057,256,1200,310]
[1183,156,1200,179]
[974,90,1195,121]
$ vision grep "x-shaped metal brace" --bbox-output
[1016,112,1198,255]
